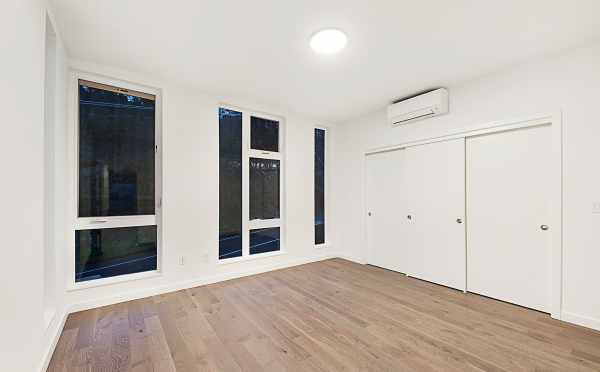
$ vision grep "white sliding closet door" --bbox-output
[366,149,411,273]
[406,139,466,290]
[365,138,465,289]
[467,125,553,312]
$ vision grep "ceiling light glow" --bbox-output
[310,29,348,55]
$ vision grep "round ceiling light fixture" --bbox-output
[310,29,348,55]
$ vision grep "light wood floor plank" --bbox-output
[48,259,600,371]
[298,261,596,370]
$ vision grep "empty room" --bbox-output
[4,1,600,371]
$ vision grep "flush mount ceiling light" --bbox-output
[310,29,348,55]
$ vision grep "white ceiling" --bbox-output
[50,0,600,123]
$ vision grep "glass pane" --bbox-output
[219,108,243,259]
[78,81,155,217]
[315,129,325,245]
[250,227,280,255]
[250,158,280,220]
[251,116,279,152]
[75,226,157,282]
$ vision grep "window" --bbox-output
[219,108,284,259]
[250,227,280,255]
[76,226,157,282]
[249,158,280,220]
[315,128,326,245]
[219,108,243,259]
[75,79,159,283]
[251,116,279,152]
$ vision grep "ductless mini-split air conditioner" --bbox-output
[388,88,449,126]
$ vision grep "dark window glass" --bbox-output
[75,226,157,282]
[219,108,243,259]
[78,82,155,217]
[250,227,280,255]
[250,158,280,220]
[315,129,325,244]
[251,116,279,152]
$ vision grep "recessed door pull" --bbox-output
[540,225,549,231]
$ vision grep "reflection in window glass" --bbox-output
[75,226,157,282]
[78,82,155,217]
[250,227,280,255]
[250,158,280,220]
[251,116,279,152]
[315,129,325,244]
[219,108,243,259]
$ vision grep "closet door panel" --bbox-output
[366,149,411,274]
[467,125,553,312]
[406,139,466,290]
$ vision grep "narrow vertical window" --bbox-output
[76,79,158,282]
[219,108,243,259]
[315,128,326,245]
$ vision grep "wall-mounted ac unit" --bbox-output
[388,88,449,126]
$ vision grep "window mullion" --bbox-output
[248,149,281,160]
[248,218,281,230]
[75,215,156,230]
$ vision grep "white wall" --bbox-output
[44,16,57,318]
[41,8,70,372]
[43,7,68,321]
[0,1,47,371]
[333,42,600,331]
[55,60,337,313]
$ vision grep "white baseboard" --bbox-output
[337,254,367,264]
[561,311,600,332]
[39,306,69,372]
[43,308,56,331]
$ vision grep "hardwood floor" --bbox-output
[48,259,600,371]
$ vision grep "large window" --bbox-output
[75,79,159,283]
[219,107,283,260]
[315,128,326,245]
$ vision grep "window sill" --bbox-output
[67,270,162,292]
[217,250,286,266]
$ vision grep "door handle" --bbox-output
[407,215,412,220]
[456,218,463,224]
[540,225,549,231]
